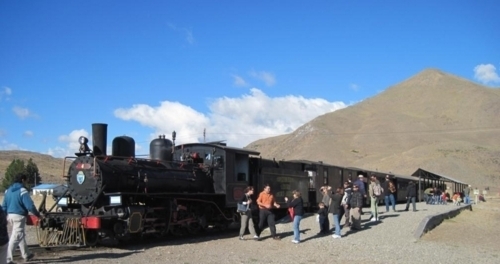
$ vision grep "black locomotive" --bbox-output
[32,123,311,247]
[31,123,427,248]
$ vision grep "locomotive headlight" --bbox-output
[78,136,90,153]
[78,136,88,145]
[110,196,122,205]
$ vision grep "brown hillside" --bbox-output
[0,151,67,185]
[246,69,500,188]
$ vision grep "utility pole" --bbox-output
[203,128,206,143]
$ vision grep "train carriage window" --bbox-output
[323,170,328,185]
[213,156,224,169]
[307,170,316,189]
[237,173,247,182]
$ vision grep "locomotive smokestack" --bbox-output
[92,123,108,156]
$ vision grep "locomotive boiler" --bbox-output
[67,124,215,206]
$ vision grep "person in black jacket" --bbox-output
[0,205,9,264]
[329,188,343,238]
[404,181,417,212]
[349,184,363,230]
[317,202,329,234]
[238,186,259,240]
[285,190,304,244]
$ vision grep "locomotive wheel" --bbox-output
[85,230,99,247]
[187,222,202,234]
[169,225,185,236]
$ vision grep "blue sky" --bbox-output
[1,0,499,157]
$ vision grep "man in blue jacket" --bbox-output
[2,173,41,263]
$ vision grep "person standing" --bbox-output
[424,187,433,204]
[320,186,332,231]
[329,188,343,239]
[256,184,281,240]
[317,202,329,234]
[404,181,417,212]
[341,182,352,227]
[238,186,259,241]
[382,175,396,212]
[353,175,367,214]
[285,190,304,244]
[463,185,471,204]
[2,173,41,264]
[349,184,363,230]
[0,205,9,264]
[368,175,382,222]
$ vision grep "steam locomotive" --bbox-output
[30,123,421,248]
[30,123,310,247]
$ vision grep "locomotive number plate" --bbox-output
[77,171,86,184]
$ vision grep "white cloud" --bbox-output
[114,88,347,148]
[249,70,276,87]
[0,139,20,150]
[233,75,248,87]
[115,101,211,144]
[23,130,34,137]
[12,106,32,119]
[473,64,500,84]
[47,129,90,157]
[0,86,12,100]
[167,23,194,45]
[349,83,359,91]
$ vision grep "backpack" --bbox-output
[373,184,383,196]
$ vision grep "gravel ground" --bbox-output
[12,198,500,264]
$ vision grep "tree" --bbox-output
[25,158,42,188]
[1,158,42,191]
[1,159,25,191]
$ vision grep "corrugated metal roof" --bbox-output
[33,183,62,189]
[411,168,467,184]
[176,143,261,156]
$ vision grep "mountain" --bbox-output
[0,150,66,185]
[246,69,500,188]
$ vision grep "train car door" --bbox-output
[326,165,343,189]
[307,170,317,208]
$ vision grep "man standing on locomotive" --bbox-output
[2,173,41,264]
[256,184,281,240]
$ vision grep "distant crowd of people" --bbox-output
[423,184,483,206]
[237,174,420,244]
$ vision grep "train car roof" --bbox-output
[343,167,420,181]
[286,159,343,167]
[411,168,467,184]
[393,174,421,181]
[175,142,260,156]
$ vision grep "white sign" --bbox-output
[473,189,479,195]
